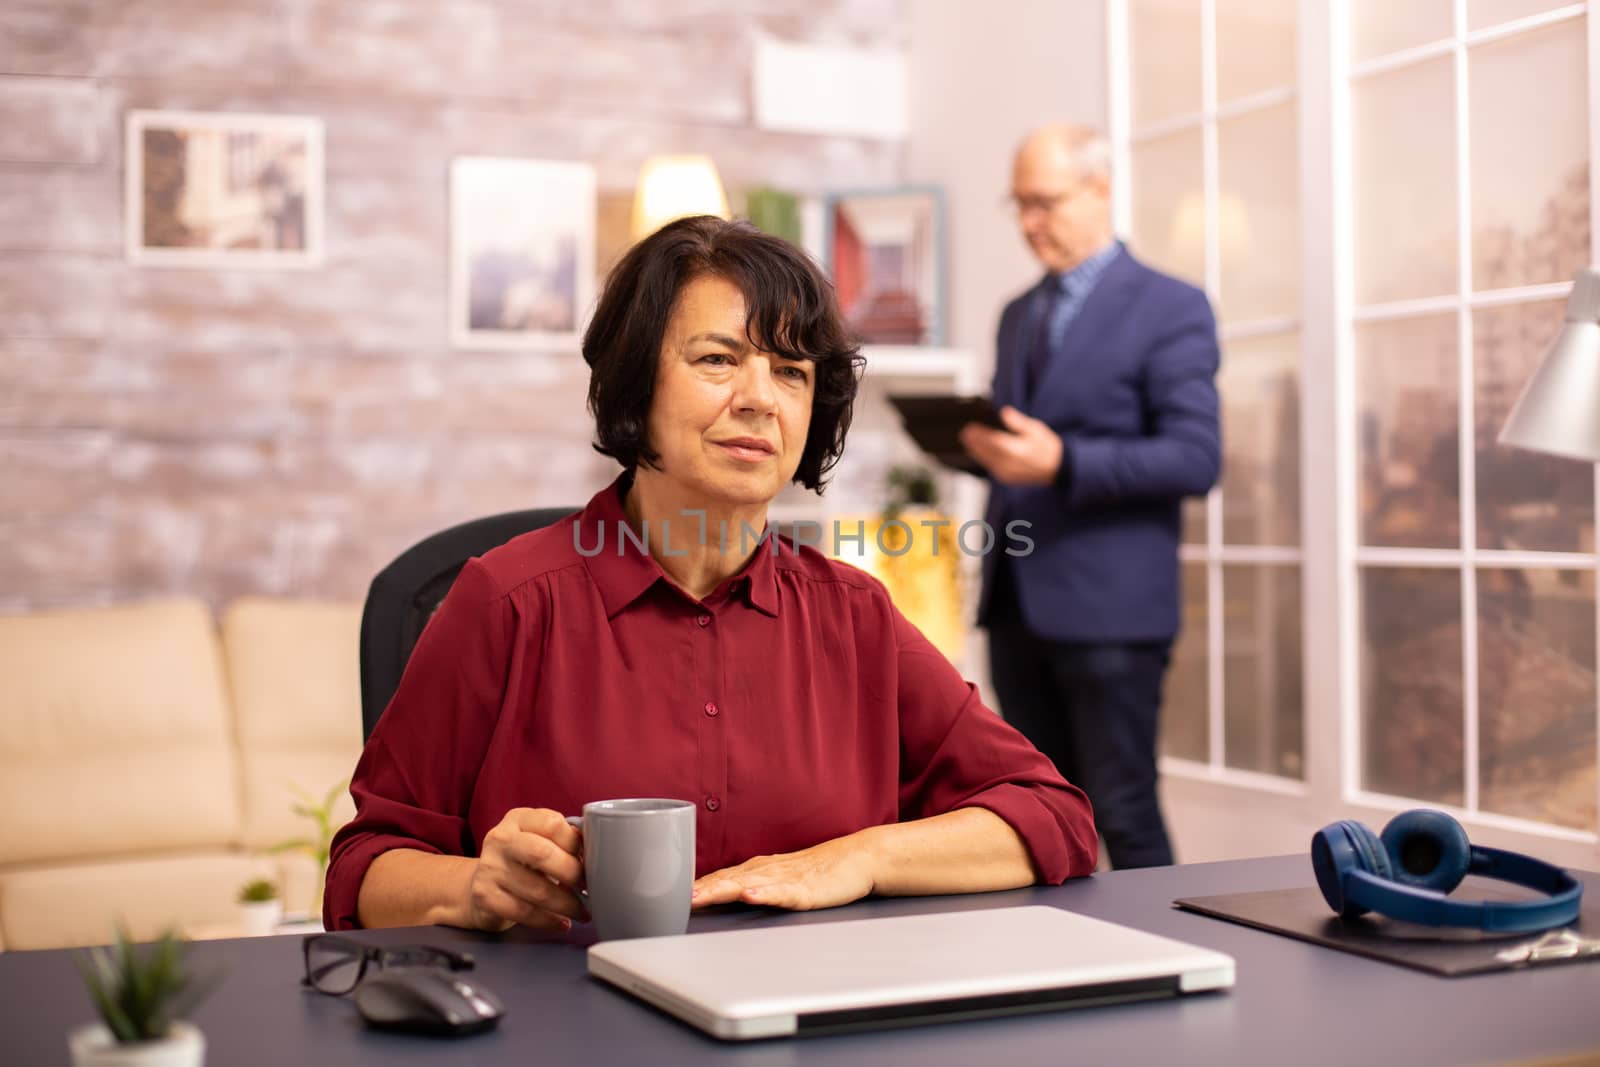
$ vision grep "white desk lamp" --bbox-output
[1499,268,1600,460]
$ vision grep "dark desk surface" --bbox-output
[5,855,1599,1066]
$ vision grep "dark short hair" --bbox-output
[582,215,864,492]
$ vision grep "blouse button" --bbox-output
[696,614,711,627]
[705,796,721,812]
[704,701,719,717]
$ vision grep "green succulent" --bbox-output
[267,778,348,914]
[75,927,215,1044]
[883,465,940,520]
[236,878,278,904]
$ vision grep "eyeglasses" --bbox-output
[301,934,475,995]
[1004,181,1095,217]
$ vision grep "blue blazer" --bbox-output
[979,247,1221,643]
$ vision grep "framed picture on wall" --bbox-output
[450,157,596,351]
[823,186,945,346]
[125,110,324,269]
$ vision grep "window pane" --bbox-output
[1216,0,1296,102]
[1162,563,1209,762]
[1223,564,1304,778]
[1217,102,1300,322]
[1361,567,1464,804]
[1130,128,1205,289]
[1221,332,1301,546]
[1351,0,1453,63]
[1475,299,1594,552]
[1129,0,1202,127]
[1184,496,1207,545]
[1469,20,1590,291]
[1478,568,1597,831]
[1357,314,1460,548]
[1469,0,1574,30]
[1352,57,1457,305]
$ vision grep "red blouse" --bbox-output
[325,477,1097,930]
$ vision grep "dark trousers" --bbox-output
[986,564,1175,869]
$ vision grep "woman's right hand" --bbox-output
[463,807,588,933]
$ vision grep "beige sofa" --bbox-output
[0,597,364,951]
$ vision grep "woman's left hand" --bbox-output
[691,835,877,911]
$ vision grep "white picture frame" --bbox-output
[125,109,324,269]
[450,156,597,351]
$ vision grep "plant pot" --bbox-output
[68,1020,205,1067]
[848,510,965,663]
[237,898,282,936]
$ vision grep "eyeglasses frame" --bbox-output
[300,933,476,995]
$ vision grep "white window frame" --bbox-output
[1109,0,1309,793]
[1106,0,1600,869]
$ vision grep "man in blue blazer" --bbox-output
[961,124,1221,869]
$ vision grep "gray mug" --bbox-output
[566,798,695,941]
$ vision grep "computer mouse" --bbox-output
[351,966,505,1036]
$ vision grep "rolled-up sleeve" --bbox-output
[323,560,513,930]
[893,609,1098,883]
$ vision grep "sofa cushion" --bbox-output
[0,598,242,867]
[0,853,275,950]
[222,599,362,851]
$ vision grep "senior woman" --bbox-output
[324,216,1098,934]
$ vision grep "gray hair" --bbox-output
[1065,133,1112,180]
[1018,124,1113,180]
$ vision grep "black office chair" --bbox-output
[358,507,575,742]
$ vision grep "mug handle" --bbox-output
[564,815,589,901]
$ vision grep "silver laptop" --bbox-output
[587,905,1235,1040]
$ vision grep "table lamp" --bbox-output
[630,154,730,240]
[1498,267,1600,460]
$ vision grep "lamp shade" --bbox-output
[1498,267,1600,462]
[630,155,729,240]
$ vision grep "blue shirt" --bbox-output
[1024,239,1124,402]
[1040,239,1123,354]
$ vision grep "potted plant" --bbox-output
[235,879,281,936]
[865,465,964,661]
[69,927,212,1067]
[267,778,347,920]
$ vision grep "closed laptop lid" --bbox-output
[587,905,1235,1040]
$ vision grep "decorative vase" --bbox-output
[68,1020,205,1067]
[838,509,965,663]
[237,898,282,936]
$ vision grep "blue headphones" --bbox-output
[1312,809,1583,933]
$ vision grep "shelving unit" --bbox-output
[768,344,992,681]
[859,344,982,387]
[858,347,989,593]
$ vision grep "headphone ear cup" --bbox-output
[1312,820,1390,917]
[1343,820,1391,881]
[1380,809,1470,893]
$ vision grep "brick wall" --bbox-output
[0,0,907,612]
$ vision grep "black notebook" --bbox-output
[1175,886,1600,977]
[886,394,1007,475]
